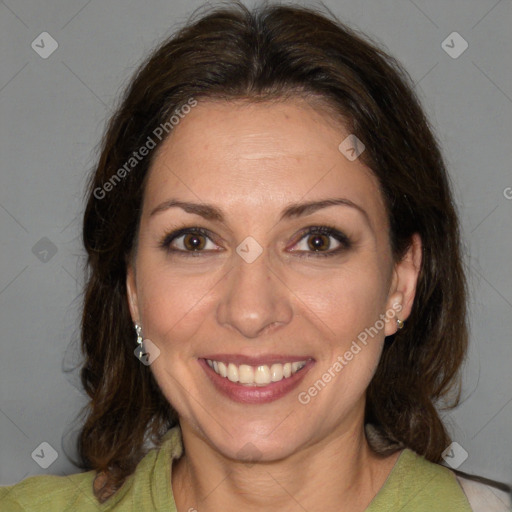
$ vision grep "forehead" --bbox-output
[144,98,387,232]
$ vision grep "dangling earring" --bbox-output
[135,323,143,346]
[396,318,404,330]
[133,323,160,365]
[134,323,145,363]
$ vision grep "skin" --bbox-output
[126,98,422,512]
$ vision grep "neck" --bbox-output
[171,417,400,512]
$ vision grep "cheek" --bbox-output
[136,257,222,353]
[291,258,388,342]
[290,258,388,394]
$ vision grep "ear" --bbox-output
[126,263,140,325]
[384,233,422,336]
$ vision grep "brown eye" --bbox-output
[183,233,206,251]
[160,228,219,254]
[307,233,331,251]
[289,226,351,257]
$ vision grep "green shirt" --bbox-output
[0,426,473,511]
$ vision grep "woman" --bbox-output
[1,3,510,511]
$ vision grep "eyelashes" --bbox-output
[288,225,351,257]
[159,225,352,258]
[159,227,220,256]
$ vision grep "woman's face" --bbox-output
[127,98,418,461]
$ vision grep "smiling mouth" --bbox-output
[203,358,310,387]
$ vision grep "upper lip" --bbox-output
[201,354,314,366]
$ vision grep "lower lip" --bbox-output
[199,358,315,404]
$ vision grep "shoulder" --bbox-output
[365,425,510,512]
[0,470,98,511]
[368,448,474,511]
[0,427,183,512]
[455,474,512,512]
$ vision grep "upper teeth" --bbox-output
[206,359,307,386]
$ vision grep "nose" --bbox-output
[216,252,293,339]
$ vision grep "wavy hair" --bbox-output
[79,2,468,502]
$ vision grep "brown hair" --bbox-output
[79,1,468,502]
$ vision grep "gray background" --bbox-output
[1,0,511,490]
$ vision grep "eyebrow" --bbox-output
[150,198,371,226]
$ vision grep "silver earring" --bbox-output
[135,323,143,345]
[396,318,404,330]
[134,323,146,364]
